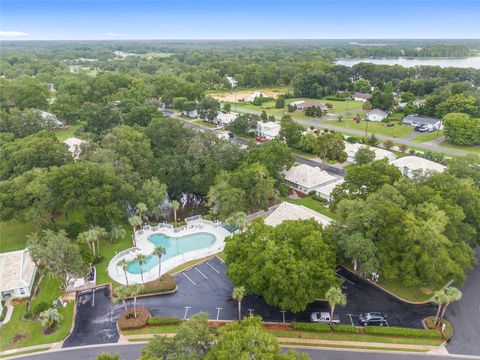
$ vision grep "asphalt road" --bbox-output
[8,343,480,360]
[446,247,480,356]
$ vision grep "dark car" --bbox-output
[385,123,394,127]
[228,132,234,139]
[358,312,387,326]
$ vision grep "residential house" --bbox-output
[36,110,64,129]
[64,137,87,159]
[256,121,281,140]
[214,112,238,126]
[182,109,198,118]
[226,76,238,88]
[284,164,338,195]
[413,99,426,107]
[0,249,37,302]
[402,114,442,131]
[344,142,397,163]
[315,178,344,202]
[351,92,372,102]
[390,156,446,178]
[264,202,333,228]
[366,109,388,122]
[290,100,329,112]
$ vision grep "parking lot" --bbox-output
[64,257,436,347]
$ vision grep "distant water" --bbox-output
[335,57,480,69]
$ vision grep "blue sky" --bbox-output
[1,1,479,40]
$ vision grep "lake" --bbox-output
[335,57,480,69]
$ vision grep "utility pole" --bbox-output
[365,120,369,137]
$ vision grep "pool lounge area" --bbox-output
[108,216,230,285]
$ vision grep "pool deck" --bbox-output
[107,218,230,285]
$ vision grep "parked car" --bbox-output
[310,312,340,324]
[415,125,428,132]
[358,312,387,326]
[256,136,267,143]
[385,123,394,127]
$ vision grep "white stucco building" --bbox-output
[390,156,446,178]
[64,137,87,159]
[284,164,338,195]
[366,109,388,122]
[0,249,37,302]
[315,178,345,202]
[264,202,333,228]
[256,121,281,140]
[344,142,397,163]
[214,112,238,126]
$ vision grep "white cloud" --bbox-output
[0,31,29,37]
[105,32,131,37]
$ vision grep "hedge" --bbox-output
[363,326,442,339]
[118,307,151,330]
[139,274,176,296]
[147,317,183,326]
[325,96,347,102]
[292,322,357,333]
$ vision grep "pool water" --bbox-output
[127,232,216,274]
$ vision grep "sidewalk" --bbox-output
[0,300,14,328]
[0,342,61,357]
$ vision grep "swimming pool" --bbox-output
[127,232,216,274]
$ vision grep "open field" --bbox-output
[438,140,480,156]
[410,131,444,143]
[208,87,290,102]
[324,119,413,138]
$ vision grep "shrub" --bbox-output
[325,96,347,102]
[32,301,50,316]
[292,322,332,332]
[363,326,441,339]
[293,322,359,333]
[0,302,7,322]
[64,221,83,239]
[331,325,359,333]
[140,274,177,295]
[147,317,183,326]
[118,307,150,330]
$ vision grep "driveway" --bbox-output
[332,267,435,328]
[446,247,480,356]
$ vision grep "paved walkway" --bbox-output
[0,342,60,357]
[0,300,14,328]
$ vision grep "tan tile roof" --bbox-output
[264,202,332,227]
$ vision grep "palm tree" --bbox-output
[171,200,180,224]
[232,286,245,321]
[431,289,448,327]
[153,247,167,278]
[129,215,142,247]
[135,253,146,283]
[234,212,248,232]
[91,226,108,256]
[226,215,236,236]
[128,284,144,319]
[39,308,63,329]
[325,286,347,326]
[117,258,130,285]
[113,286,130,313]
[439,287,462,323]
[136,202,148,220]
[77,230,97,257]
[110,225,126,244]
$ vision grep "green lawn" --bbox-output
[377,278,435,303]
[411,131,444,143]
[54,124,82,141]
[438,140,480,156]
[325,119,413,138]
[122,325,180,335]
[0,347,51,358]
[286,196,336,219]
[320,99,363,114]
[0,219,38,252]
[0,277,74,351]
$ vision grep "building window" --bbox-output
[19,288,26,295]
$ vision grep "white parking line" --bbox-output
[184,306,191,320]
[347,313,354,326]
[92,288,95,307]
[248,309,254,316]
[205,261,220,274]
[385,319,390,327]
[335,271,354,285]
[195,267,208,279]
[216,307,223,320]
[183,272,197,285]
